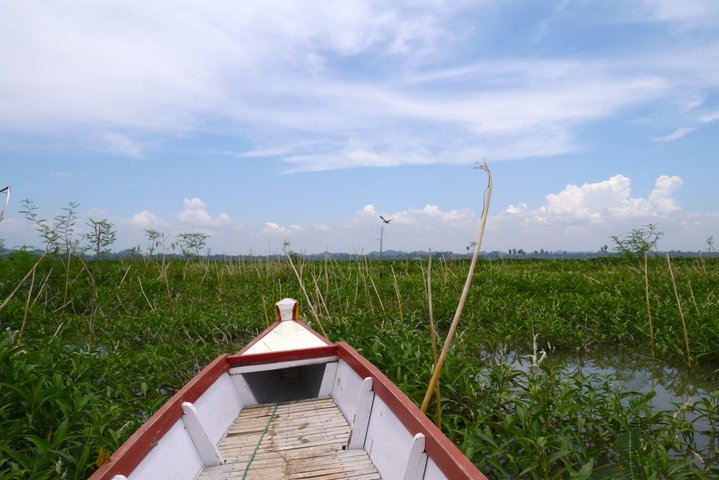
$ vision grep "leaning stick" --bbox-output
[285,248,328,338]
[644,253,655,358]
[427,249,442,426]
[421,161,493,412]
[666,254,691,368]
[0,253,46,312]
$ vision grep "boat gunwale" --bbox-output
[89,321,485,480]
[334,341,486,480]
[90,353,231,480]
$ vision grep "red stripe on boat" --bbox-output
[89,354,230,480]
[336,342,487,480]
[227,345,338,367]
[89,322,485,480]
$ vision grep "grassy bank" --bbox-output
[1,252,717,478]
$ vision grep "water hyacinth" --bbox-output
[0,252,717,478]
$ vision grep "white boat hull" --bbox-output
[91,299,486,480]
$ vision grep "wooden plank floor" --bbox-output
[198,398,380,479]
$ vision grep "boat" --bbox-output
[90,298,486,480]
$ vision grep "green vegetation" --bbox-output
[83,220,117,260]
[611,224,664,259]
[1,252,717,478]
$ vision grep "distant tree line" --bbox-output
[2,202,718,261]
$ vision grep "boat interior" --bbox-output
[117,352,448,480]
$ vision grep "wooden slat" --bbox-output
[198,398,381,480]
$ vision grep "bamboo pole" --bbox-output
[666,254,691,368]
[644,253,655,358]
[421,161,493,412]
[427,250,438,364]
[427,249,442,426]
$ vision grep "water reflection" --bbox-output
[491,346,718,465]
[547,348,714,409]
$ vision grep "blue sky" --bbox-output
[1,0,718,255]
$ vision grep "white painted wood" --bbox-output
[402,433,428,480]
[230,372,258,407]
[275,298,297,321]
[128,420,203,480]
[347,377,374,449]
[423,457,449,480]
[181,402,224,466]
[197,398,379,480]
[363,394,415,480]
[318,361,338,397]
[241,321,328,354]
[331,359,364,424]
[192,373,242,444]
[229,356,337,374]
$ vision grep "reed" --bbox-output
[666,254,692,368]
[645,253,655,358]
[421,161,493,412]
[284,248,327,337]
[16,266,35,346]
[137,276,156,313]
[369,273,385,313]
[31,268,52,307]
[425,250,442,427]
[391,266,403,323]
[0,253,45,312]
[688,280,701,318]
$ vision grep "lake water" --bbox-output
[497,346,718,466]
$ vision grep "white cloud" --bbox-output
[517,174,685,224]
[262,222,304,235]
[342,202,479,252]
[653,127,695,142]
[648,175,683,214]
[261,222,332,235]
[360,204,377,216]
[130,210,163,227]
[1,1,717,171]
[505,203,528,215]
[96,132,144,158]
[396,204,475,226]
[252,202,480,253]
[229,140,328,159]
[485,174,704,251]
[0,1,457,134]
[177,198,232,228]
[636,0,719,27]
[700,111,719,123]
[2,171,712,255]
[541,175,631,223]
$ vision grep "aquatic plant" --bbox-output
[0,252,717,478]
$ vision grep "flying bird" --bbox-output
[380,215,393,224]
